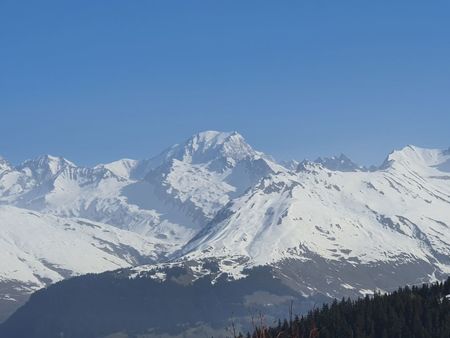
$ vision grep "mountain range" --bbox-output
[0,131,449,335]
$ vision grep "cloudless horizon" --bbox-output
[1,1,449,167]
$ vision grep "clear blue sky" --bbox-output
[1,1,449,166]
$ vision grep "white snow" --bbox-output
[180,145,450,278]
[0,205,162,292]
[95,159,140,179]
[0,132,449,301]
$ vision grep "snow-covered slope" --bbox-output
[0,131,282,252]
[0,131,287,321]
[1,132,449,322]
[138,131,284,222]
[95,158,140,179]
[0,205,162,287]
[0,205,164,321]
[0,155,168,241]
[176,145,450,296]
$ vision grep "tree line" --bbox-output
[238,277,450,338]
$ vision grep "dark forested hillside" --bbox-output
[1,264,448,338]
[0,265,326,338]
[247,277,450,338]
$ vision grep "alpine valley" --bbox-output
[0,131,449,337]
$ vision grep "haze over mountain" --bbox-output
[0,131,449,334]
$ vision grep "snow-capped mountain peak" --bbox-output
[17,155,76,180]
[1,136,450,323]
[172,130,261,169]
[131,131,284,231]
[296,159,324,173]
[174,143,450,298]
[130,131,261,179]
[315,153,364,172]
[381,145,450,172]
[0,156,11,172]
[95,158,140,179]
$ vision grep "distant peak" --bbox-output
[387,145,433,160]
[314,153,363,172]
[138,130,268,176]
[280,159,300,171]
[0,156,11,171]
[179,130,258,164]
[296,159,323,173]
[31,154,76,168]
[95,158,139,179]
[18,154,76,178]
[188,130,245,146]
[381,145,449,170]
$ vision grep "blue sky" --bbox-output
[1,1,449,166]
